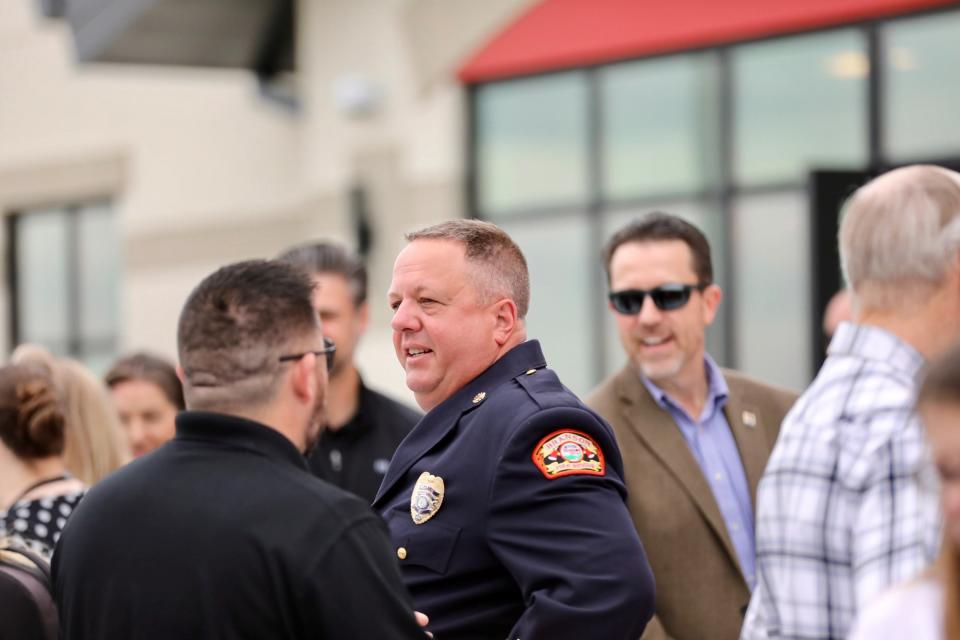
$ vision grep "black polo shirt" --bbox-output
[308,381,420,503]
[53,411,425,640]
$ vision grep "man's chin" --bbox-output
[637,359,683,384]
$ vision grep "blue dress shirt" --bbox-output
[641,356,756,588]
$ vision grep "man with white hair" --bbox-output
[741,165,960,639]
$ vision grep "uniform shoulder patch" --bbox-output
[532,429,605,479]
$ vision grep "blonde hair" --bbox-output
[840,165,960,311]
[10,345,129,485]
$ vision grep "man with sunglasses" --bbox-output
[279,242,420,503]
[54,260,427,639]
[586,213,796,640]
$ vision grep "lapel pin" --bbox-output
[742,410,757,428]
[472,392,487,404]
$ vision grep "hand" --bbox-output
[415,611,433,638]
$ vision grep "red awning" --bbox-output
[459,0,960,83]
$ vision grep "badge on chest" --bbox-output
[411,471,445,525]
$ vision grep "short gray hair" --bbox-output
[405,219,530,318]
[840,165,960,310]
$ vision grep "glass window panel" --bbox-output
[732,192,811,391]
[16,209,70,347]
[78,202,119,345]
[477,72,589,215]
[732,30,868,185]
[602,200,727,378]
[499,215,594,395]
[601,54,720,199]
[883,10,960,160]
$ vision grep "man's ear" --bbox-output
[175,364,186,384]
[702,284,723,326]
[289,354,318,404]
[491,298,519,346]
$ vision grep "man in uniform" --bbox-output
[586,213,796,640]
[374,219,655,640]
[279,241,420,502]
[54,260,426,639]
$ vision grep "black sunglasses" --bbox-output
[278,337,336,372]
[608,283,707,315]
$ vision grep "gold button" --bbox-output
[397,547,407,560]
[472,392,486,404]
[525,369,536,375]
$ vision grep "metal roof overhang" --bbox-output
[63,0,293,73]
[458,0,960,83]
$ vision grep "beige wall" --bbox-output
[0,0,532,403]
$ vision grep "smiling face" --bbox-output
[609,239,720,391]
[388,239,503,411]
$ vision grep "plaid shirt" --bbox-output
[740,323,941,640]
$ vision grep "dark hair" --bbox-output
[603,212,714,286]
[0,364,66,459]
[105,352,185,410]
[277,242,367,306]
[919,341,960,407]
[176,260,319,410]
[406,219,530,319]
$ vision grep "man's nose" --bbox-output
[637,294,663,324]
[390,299,419,332]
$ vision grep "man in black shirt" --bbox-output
[53,260,426,640]
[280,242,419,502]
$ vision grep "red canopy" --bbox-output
[459,0,960,83]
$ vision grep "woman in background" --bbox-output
[0,363,84,559]
[105,352,184,458]
[11,345,128,485]
[849,342,960,640]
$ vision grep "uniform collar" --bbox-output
[175,411,308,471]
[425,339,547,423]
[372,339,546,506]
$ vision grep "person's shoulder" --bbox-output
[583,366,631,413]
[849,578,942,640]
[362,386,422,428]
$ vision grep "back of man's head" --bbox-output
[177,260,319,412]
[841,165,960,311]
[277,241,367,307]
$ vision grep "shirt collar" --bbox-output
[175,411,309,471]
[640,354,728,418]
[828,322,926,379]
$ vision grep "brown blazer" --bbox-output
[586,365,796,640]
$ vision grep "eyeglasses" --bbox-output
[608,283,707,315]
[278,337,336,372]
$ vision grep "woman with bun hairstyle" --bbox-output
[11,344,129,484]
[0,363,85,559]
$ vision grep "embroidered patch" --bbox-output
[532,430,605,479]
[410,471,445,525]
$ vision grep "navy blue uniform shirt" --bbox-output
[374,340,655,640]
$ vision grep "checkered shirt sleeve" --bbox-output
[740,324,941,640]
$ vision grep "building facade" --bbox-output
[1,0,959,398]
